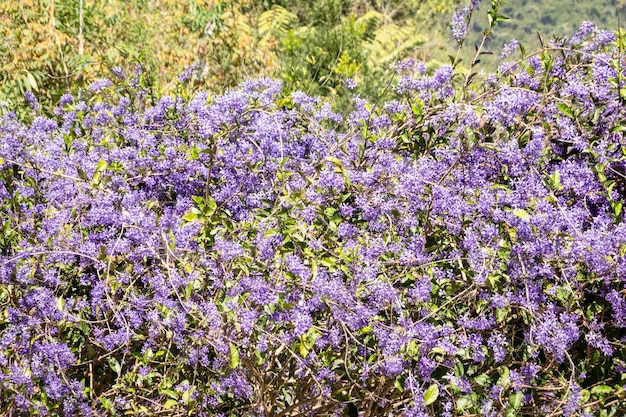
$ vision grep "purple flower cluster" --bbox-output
[451,0,481,43]
[1,20,626,417]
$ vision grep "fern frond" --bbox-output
[365,23,426,65]
[258,5,297,37]
[356,10,382,42]
[356,10,384,24]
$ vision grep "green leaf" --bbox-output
[474,374,491,386]
[556,103,573,118]
[181,387,193,403]
[206,196,218,216]
[56,297,65,311]
[510,392,523,408]
[311,258,318,279]
[512,208,530,221]
[99,397,114,410]
[162,388,178,398]
[258,5,297,36]
[229,342,240,369]
[305,328,319,349]
[590,385,614,396]
[456,395,473,412]
[95,159,108,173]
[613,201,623,217]
[326,156,343,167]
[299,341,309,358]
[394,376,404,392]
[408,340,420,357]
[164,399,178,409]
[580,389,591,404]
[423,384,439,406]
[182,211,198,222]
[77,167,88,181]
[319,257,335,268]
[107,357,122,376]
[497,366,510,388]
[593,107,602,123]
[429,346,445,355]
[550,170,560,189]
[26,72,38,92]
[506,392,523,417]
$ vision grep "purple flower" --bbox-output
[502,39,519,58]
[24,90,38,108]
[177,63,198,83]
[112,66,126,80]
[530,308,580,363]
[569,21,596,45]
[292,309,312,337]
[291,91,319,112]
[487,332,507,363]
[88,78,113,92]
[285,254,311,281]
[451,6,469,42]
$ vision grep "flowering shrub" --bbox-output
[1,8,626,417]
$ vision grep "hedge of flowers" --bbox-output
[1,10,626,417]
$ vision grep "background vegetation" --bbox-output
[2,0,624,117]
[465,0,626,66]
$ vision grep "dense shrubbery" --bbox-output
[1,2,626,416]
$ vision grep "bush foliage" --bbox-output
[1,1,626,416]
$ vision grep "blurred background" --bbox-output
[2,0,625,115]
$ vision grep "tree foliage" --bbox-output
[0,0,277,117]
[1,0,465,117]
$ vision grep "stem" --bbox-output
[78,0,84,55]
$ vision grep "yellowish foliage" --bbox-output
[1,0,279,109]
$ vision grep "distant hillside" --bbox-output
[468,0,625,57]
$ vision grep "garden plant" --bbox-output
[1,1,626,416]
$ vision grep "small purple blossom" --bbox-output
[451,6,469,42]
[502,39,520,58]
[88,78,113,92]
[112,66,126,80]
[24,90,38,108]
[177,63,198,83]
